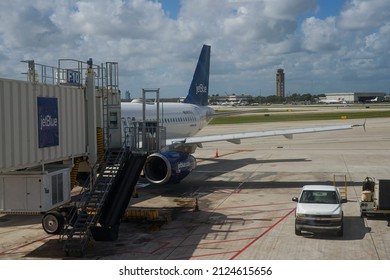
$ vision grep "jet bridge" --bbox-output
[0,58,125,213]
[1,57,144,232]
[0,63,88,214]
[1,58,160,257]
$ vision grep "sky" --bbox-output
[0,0,389,98]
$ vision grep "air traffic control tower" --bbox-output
[276,68,285,97]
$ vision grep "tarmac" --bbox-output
[1,113,390,260]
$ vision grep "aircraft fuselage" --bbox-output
[121,102,214,139]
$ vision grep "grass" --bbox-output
[209,109,390,125]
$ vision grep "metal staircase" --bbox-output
[61,147,129,256]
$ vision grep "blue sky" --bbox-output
[315,0,345,18]
[159,0,345,20]
[0,0,390,98]
[159,0,180,19]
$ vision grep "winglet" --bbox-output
[352,119,366,132]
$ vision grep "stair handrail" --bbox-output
[61,144,129,253]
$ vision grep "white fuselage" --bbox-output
[121,101,215,139]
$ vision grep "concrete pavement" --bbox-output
[1,116,389,260]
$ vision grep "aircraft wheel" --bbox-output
[42,212,65,234]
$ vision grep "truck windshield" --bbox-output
[299,190,339,204]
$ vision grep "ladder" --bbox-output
[334,174,348,201]
[61,147,129,256]
[101,62,119,150]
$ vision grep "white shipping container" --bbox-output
[0,78,87,171]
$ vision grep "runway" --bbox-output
[1,117,390,260]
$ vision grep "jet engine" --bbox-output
[143,151,196,185]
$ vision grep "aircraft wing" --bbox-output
[165,124,362,148]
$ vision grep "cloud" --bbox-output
[263,0,317,20]
[364,22,390,53]
[338,0,390,30]
[302,17,340,51]
[0,0,390,96]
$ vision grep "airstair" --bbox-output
[61,147,146,256]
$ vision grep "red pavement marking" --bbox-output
[165,207,296,260]
[229,208,296,260]
[0,235,53,257]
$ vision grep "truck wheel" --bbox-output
[337,224,344,237]
[42,212,65,234]
[295,221,301,235]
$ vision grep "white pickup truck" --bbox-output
[292,185,345,236]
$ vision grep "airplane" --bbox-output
[121,45,362,185]
[221,99,243,106]
[318,98,346,104]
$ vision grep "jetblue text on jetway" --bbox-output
[37,97,59,148]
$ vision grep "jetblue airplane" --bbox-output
[121,45,361,185]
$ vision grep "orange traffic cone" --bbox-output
[215,149,219,157]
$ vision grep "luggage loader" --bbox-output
[360,177,390,218]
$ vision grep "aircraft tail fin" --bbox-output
[183,44,210,106]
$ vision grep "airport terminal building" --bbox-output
[324,92,386,103]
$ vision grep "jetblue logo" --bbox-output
[37,97,59,148]
[177,161,192,171]
[196,84,207,94]
[40,114,58,130]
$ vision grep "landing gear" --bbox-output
[42,211,65,234]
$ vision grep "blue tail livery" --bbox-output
[183,44,210,106]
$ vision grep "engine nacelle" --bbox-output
[143,151,196,185]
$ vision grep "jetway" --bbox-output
[0,58,123,215]
[0,78,86,172]
[1,58,164,257]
